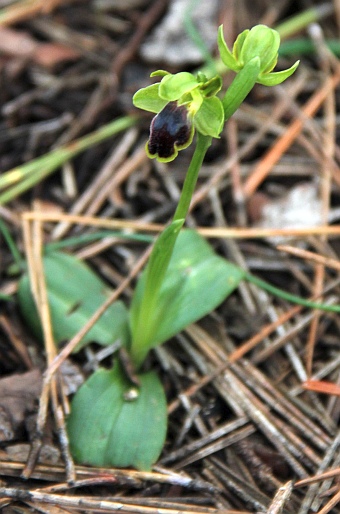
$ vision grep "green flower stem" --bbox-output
[130,132,213,368]
[222,57,261,121]
[173,132,213,221]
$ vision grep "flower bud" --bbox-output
[236,25,280,74]
[218,24,299,87]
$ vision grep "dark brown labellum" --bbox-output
[147,101,193,161]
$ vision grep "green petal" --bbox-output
[257,60,300,86]
[159,72,199,101]
[133,84,167,113]
[200,75,222,97]
[194,97,224,138]
[218,25,239,71]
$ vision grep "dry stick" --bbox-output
[277,245,340,272]
[169,293,339,412]
[228,304,303,363]
[52,128,140,239]
[315,490,340,514]
[22,217,152,477]
[21,217,53,479]
[305,39,336,378]
[227,118,246,227]
[111,0,168,79]
[0,315,32,369]
[22,211,340,238]
[22,213,75,482]
[306,265,325,376]
[296,467,340,487]
[86,145,146,217]
[267,481,293,514]
[303,380,340,396]
[0,0,74,26]
[242,69,340,199]
[0,487,223,514]
[190,71,308,210]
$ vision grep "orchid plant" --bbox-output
[19,25,299,471]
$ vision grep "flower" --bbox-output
[147,101,194,161]
[133,71,224,162]
[217,24,299,86]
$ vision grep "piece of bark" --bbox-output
[0,369,42,442]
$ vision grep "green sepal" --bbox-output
[150,70,170,77]
[194,97,224,138]
[218,25,239,71]
[257,60,300,86]
[159,72,199,101]
[133,84,167,113]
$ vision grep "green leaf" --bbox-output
[130,220,184,366]
[159,72,199,101]
[130,230,244,360]
[17,251,130,351]
[67,364,167,470]
[194,97,224,137]
[133,84,168,113]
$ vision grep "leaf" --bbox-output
[67,364,167,470]
[129,220,184,366]
[17,251,130,351]
[130,230,245,360]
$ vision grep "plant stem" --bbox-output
[222,58,260,121]
[173,132,212,222]
[130,132,213,368]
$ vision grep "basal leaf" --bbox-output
[67,364,167,470]
[17,251,129,351]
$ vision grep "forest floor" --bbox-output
[1,1,340,513]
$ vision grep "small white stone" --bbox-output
[140,0,218,65]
